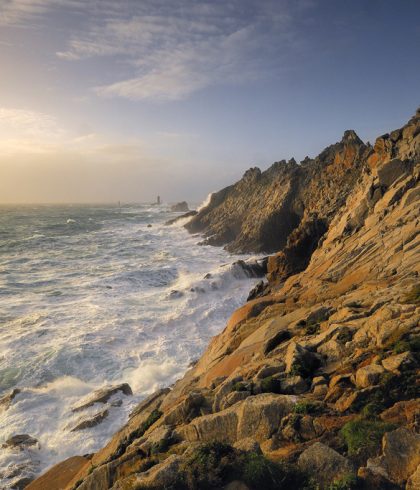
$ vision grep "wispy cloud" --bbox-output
[54,1,305,101]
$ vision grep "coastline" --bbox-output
[20,110,420,489]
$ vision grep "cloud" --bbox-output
[0,107,63,139]
[54,1,304,101]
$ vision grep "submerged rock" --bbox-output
[72,383,132,412]
[70,408,109,432]
[3,434,38,450]
[0,388,20,412]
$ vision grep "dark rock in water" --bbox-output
[170,201,189,212]
[247,280,267,301]
[165,210,197,225]
[147,224,152,228]
[204,273,212,279]
[169,290,183,299]
[0,388,20,412]
[190,287,205,293]
[70,408,109,432]
[232,258,268,278]
[3,434,38,450]
[71,383,132,412]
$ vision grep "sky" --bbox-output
[0,0,419,204]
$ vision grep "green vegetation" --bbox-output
[336,329,353,343]
[289,361,313,378]
[150,437,171,455]
[328,473,359,490]
[174,442,312,489]
[393,336,420,354]
[293,401,319,415]
[260,376,282,394]
[231,382,248,392]
[340,418,395,456]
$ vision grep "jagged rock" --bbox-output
[0,388,20,412]
[25,456,90,490]
[72,383,132,412]
[129,388,170,419]
[375,158,409,187]
[380,428,420,483]
[165,210,197,225]
[3,434,39,450]
[380,399,420,426]
[285,341,320,375]
[70,408,109,432]
[170,201,189,212]
[255,364,284,379]
[232,258,268,278]
[298,442,355,487]
[381,351,416,373]
[247,280,266,301]
[162,391,204,425]
[406,464,420,490]
[177,394,294,444]
[357,467,399,490]
[219,391,251,410]
[280,375,308,395]
[335,387,380,413]
[125,454,182,488]
[233,438,262,454]
[355,363,385,388]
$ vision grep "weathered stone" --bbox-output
[72,383,132,412]
[70,408,109,432]
[233,438,262,454]
[25,456,90,490]
[0,388,21,412]
[380,428,420,483]
[119,455,182,489]
[298,442,355,487]
[170,201,189,212]
[406,464,420,490]
[3,434,38,450]
[255,364,284,379]
[355,363,385,388]
[178,394,294,444]
[162,391,204,425]
[280,375,308,395]
[380,399,420,426]
[357,466,399,490]
[381,351,416,373]
[285,341,320,375]
[220,390,250,410]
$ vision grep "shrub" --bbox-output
[361,402,384,419]
[306,323,320,335]
[393,340,411,354]
[231,382,247,392]
[260,376,282,394]
[340,418,395,456]
[289,361,312,378]
[293,401,319,415]
[328,473,359,490]
[236,452,310,489]
[181,442,236,489]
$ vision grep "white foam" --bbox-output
[0,204,260,485]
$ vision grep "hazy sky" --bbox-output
[0,0,419,203]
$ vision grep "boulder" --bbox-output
[165,210,197,225]
[376,159,408,187]
[70,408,109,432]
[72,383,132,412]
[178,394,294,444]
[406,464,420,490]
[298,442,355,488]
[381,351,416,373]
[162,391,204,425]
[25,456,90,490]
[3,434,38,450]
[220,391,250,411]
[127,455,182,488]
[0,388,20,412]
[285,341,320,375]
[280,375,308,395]
[380,428,420,483]
[170,201,189,212]
[355,364,385,388]
[233,438,262,454]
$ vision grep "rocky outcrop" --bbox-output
[29,110,419,490]
[171,201,190,212]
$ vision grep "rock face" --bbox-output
[71,383,132,412]
[29,110,420,490]
[170,201,190,212]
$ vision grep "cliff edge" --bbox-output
[27,110,419,490]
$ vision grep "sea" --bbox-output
[0,202,260,485]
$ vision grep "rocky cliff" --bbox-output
[27,110,419,490]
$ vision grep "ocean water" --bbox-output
[0,203,259,485]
